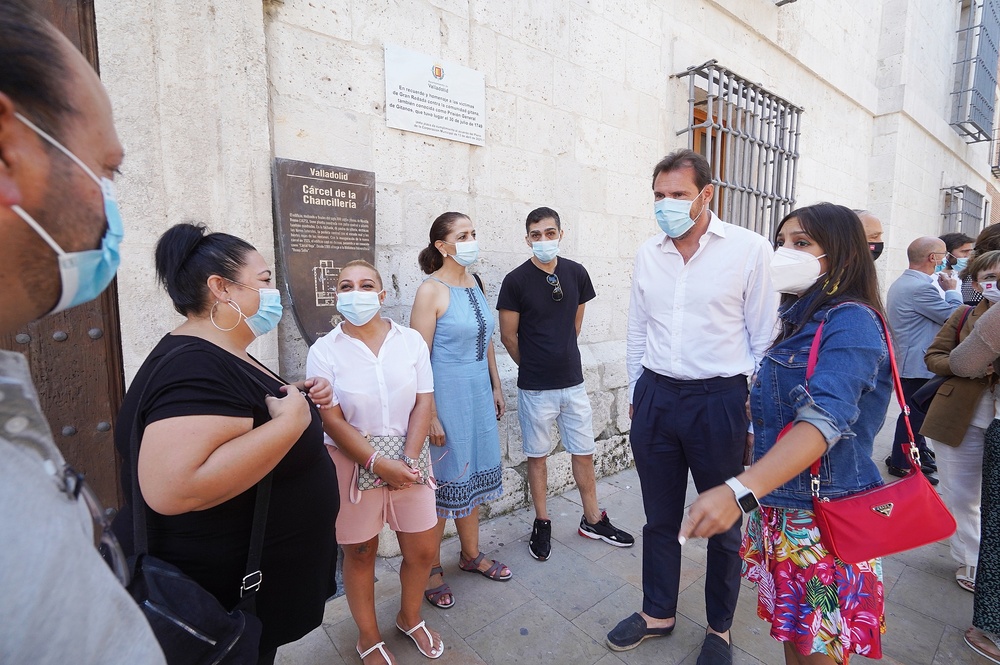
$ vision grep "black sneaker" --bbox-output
[529,518,551,561]
[579,511,634,547]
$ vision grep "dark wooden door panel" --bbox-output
[2,0,126,507]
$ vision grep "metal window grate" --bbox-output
[951,0,1000,143]
[942,185,986,235]
[673,60,804,241]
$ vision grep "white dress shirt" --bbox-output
[306,319,433,444]
[626,213,779,400]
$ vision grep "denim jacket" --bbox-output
[749,297,893,510]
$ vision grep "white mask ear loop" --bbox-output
[9,205,66,256]
[14,112,102,186]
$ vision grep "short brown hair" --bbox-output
[339,259,383,289]
[651,149,712,190]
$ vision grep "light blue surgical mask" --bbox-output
[953,257,969,273]
[654,188,706,238]
[227,282,283,337]
[531,240,559,263]
[443,239,479,266]
[9,112,123,314]
[336,290,383,326]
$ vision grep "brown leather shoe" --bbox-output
[965,627,1000,664]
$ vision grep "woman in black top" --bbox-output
[111,223,339,663]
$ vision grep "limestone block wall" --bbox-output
[94,0,277,381]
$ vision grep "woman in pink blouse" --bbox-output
[306,261,443,664]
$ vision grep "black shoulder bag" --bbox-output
[126,343,272,664]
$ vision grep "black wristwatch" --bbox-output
[402,455,419,470]
[724,477,760,514]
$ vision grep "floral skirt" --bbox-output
[741,506,886,664]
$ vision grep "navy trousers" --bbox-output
[629,368,748,632]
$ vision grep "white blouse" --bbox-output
[306,319,433,445]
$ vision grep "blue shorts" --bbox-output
[517,383,596,458]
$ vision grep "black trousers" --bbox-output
[629,368,748,632]
[889,377,932,468]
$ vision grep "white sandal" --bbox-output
[957,565,977,593]
[357,641,391,664]
[396,619,443,659]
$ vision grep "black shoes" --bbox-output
[529,518,551,561]
[884,455,939,486]
[579,510,635,547]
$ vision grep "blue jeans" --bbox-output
[630,368,747,631]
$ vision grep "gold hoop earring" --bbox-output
[210,300,242,332]
[824,278,841,295]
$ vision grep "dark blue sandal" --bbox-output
[606,612,674,651]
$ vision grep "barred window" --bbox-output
[951,0,1000,143]
[942,185,986,235]
[673,60,804,241]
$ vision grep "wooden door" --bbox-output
[1,0,126,508]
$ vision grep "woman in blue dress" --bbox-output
[410,211,511,609]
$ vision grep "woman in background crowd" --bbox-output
[411,212,510,609]
[947,266,1000,663]
[307,260,443,664]
[112,223,338,664]
[965,225,1000,305]
[921,250,1000,594]
[681,204,893,664]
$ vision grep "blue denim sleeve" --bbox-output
[789,304,888,450]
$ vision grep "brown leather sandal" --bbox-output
[423,565,455,608]
[458,551,512,581]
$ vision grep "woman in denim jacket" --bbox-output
[682,203,893,664]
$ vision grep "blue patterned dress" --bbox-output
[426,277,503,518]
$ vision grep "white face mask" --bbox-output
[980,281,1000,303]
[770,247,827,295]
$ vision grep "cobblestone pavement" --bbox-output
[278,405,992,664]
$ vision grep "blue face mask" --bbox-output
[336,290,383,326]
[9,113,123,314]
[654,188,706,238]
[953,257,969,273]
[228,282,283,337]
[443,239,479,266]
[531,240,559,263]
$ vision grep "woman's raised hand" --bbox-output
[266,385,312,432]
[300,376,334,408]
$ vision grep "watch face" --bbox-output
[737,493,759,513]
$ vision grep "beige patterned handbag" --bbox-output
[356,435,434,492]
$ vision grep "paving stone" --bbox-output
[464,600,608,665]
[879,599,947,665]
[283,466,985,664]
[505,532,626,621]
[932,624,996,664]
[888,563,974,630]
[275,625,344,665]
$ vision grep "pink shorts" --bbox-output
[328,445,437,545]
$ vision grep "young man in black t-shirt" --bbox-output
[497,207,634,561]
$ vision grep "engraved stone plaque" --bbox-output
[272,158,375,344]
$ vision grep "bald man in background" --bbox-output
[884,237,963,482]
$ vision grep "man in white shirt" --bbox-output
[607,150,777,665]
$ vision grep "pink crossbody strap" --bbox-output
[805,305,913,476]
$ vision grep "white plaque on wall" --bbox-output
[384,44,485,146]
